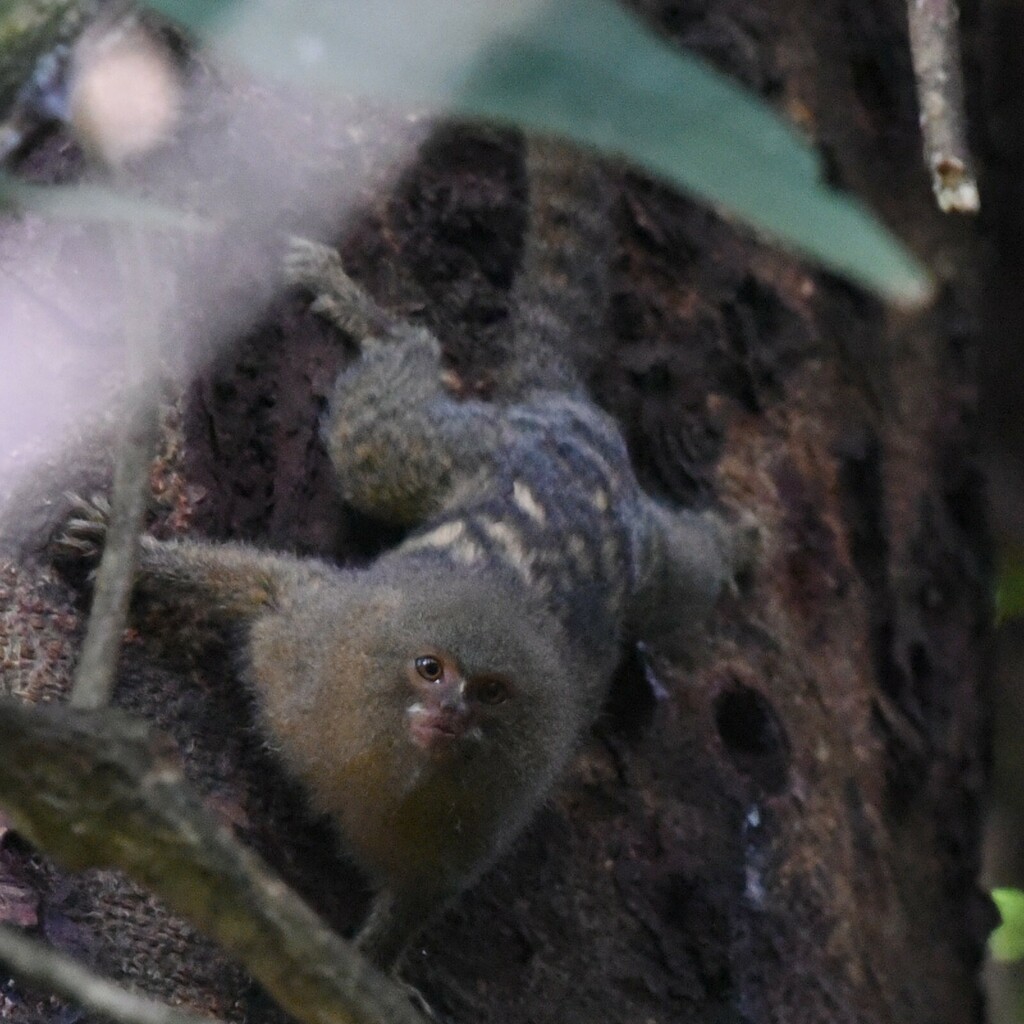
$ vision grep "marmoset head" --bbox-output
[365,564,579,770]
[250,562,584,795]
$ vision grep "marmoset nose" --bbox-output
[438,684,468,715]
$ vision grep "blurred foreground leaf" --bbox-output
[0,174,208,229]
[991,889,1024,962]
[144,0,931,305]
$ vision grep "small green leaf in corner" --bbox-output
[990,888,1024,961]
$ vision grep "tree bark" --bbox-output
[0,0,990,1022]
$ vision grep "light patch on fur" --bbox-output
[601,534,620,575]
[479,518,536,584]
[513,480,546,524]
[601,533,626,611]
[449,537,484,566]
[567,534,593,575]
[592,488,609,512]
[402,520,466,552]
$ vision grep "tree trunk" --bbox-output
[0,0,990,1022]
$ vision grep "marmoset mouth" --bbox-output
[408,709,466,752]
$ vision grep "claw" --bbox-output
[53,536,96,554]
[63,491,110,520]
[283,235,342,291]
[52,491,111,567]
[397,980,443,1023]
[64,518,107,538]
[284,236,395,345]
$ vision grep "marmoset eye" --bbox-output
[474,678,510,705]
[415,655,444,681]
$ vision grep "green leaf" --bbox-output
[134,0,233,32]
[460,0,929,304]
[143,0,931,303]
[996,551,1024,624]
[991,889,1024,962]
[0,174,209,230]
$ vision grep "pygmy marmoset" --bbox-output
[59,137,751,970]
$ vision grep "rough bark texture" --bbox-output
[0,1,990,1023]
[974,0,1024,1015]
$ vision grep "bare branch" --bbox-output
[0,925,222,1024]
[68,387,158,709]
[906,0,980,213]
[0,699,425,1024]
[69,17,188,707]
[70,205,162,710]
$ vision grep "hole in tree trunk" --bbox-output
[714,684,790,794]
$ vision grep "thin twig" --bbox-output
[906,0,980,213]
[0,699,426,1024]
[0,925,223,1024]
[70,209,161,710]
[68,389,158,708]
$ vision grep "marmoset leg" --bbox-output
[629,499,758,661]
[55,496,329,626]
[355,886,455,970]
[287,238,502,527]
